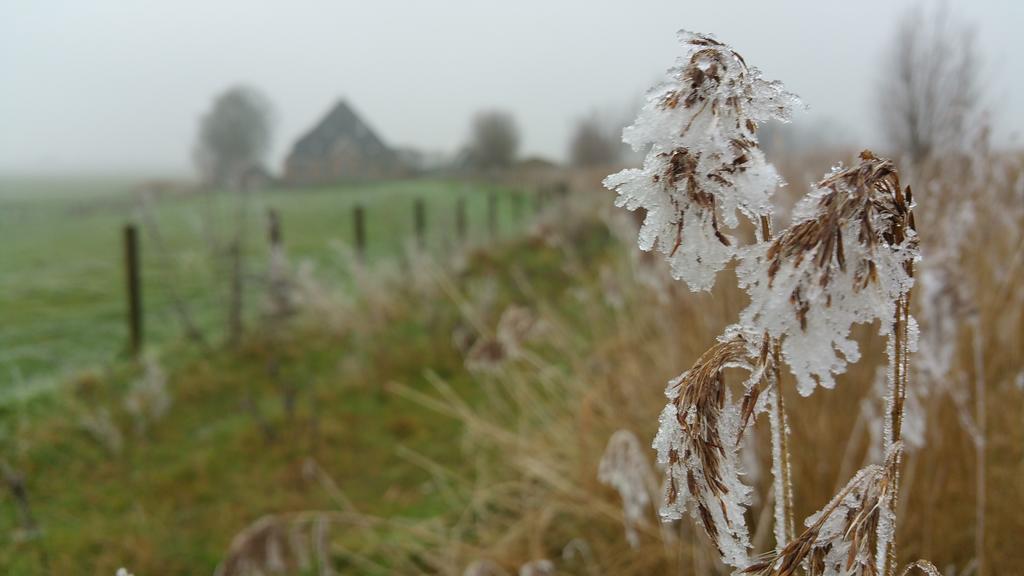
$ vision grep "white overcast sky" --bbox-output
[1,0,1021,176]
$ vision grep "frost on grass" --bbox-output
[464,305,544,373]
[653,338,756,568]
[518,559,555,576]
[123,354,171,437]
[598,430,655,548]
[604,30,799,292]
[745,446,901,576]
[734,153,918,395]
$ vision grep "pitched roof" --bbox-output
[288,99,394,160]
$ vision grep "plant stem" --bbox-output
[760,215,795,551]
[882,292,912,576]
[972,318,986,576]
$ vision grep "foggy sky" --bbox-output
[2,0,1021,176]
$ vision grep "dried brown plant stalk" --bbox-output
[765,152,913,295]
[665,338,748,508]
[607,29,942,576]
[743,448,901,576]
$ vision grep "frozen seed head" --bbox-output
[604,30,800,292]
[518,559,555,576]
[766,152,915,291]
[653,337,759,568]
[898,560,943,576]
[215,514,314,576]
[742,446,902,576]
[736,151,919,395]
[598,430,655,548]
[464,305,543,373]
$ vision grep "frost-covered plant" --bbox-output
[77,406,124,456]
[464,305,544,373]
[606,30,799,567]
[598,429,657,548]
[518,559,555,576]
[734,153,918,395]
[862,368,925,464]
[124,354,172,437]
[215,513,333,576]
[605,31,798,292]
[607,29,933,576]
[652,337,757,566]
[746,447,901,576]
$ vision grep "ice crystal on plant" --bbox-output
[604,30,799,292]
[652,338,755,568]
[863,367,925,462]
[764,387,793,551]
[745,446,901,576]
[900,560,944,576]
[123,354,171,437]
[735,153,918,395]
[518,559,555,576]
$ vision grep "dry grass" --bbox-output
[179,146,1021,575]
[329,149,1024,575]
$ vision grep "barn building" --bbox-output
[283,100,404,185]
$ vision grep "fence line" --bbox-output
[122,183,567,352]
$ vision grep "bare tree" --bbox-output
[568,113,623,167]
[194,86,274,346]
[194,86,273,189]
[465,110,519,170]
[878,3,983,165]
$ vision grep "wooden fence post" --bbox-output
[267,208,282,247]
[266,208,291,318]
[123,224,143,356]
[456,197,467,244]
[353,204,366,261]
[414,198,426,250]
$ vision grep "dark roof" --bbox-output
[288,100,394,161]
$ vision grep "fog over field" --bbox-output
[1,1,1023,573]
[2,0,1021,176]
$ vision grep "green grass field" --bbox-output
[0,191,611,573]
[0,177,531,401]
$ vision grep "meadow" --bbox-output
[0,178,600,573]
[0,160,1021,574]
[0,177,530,399]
